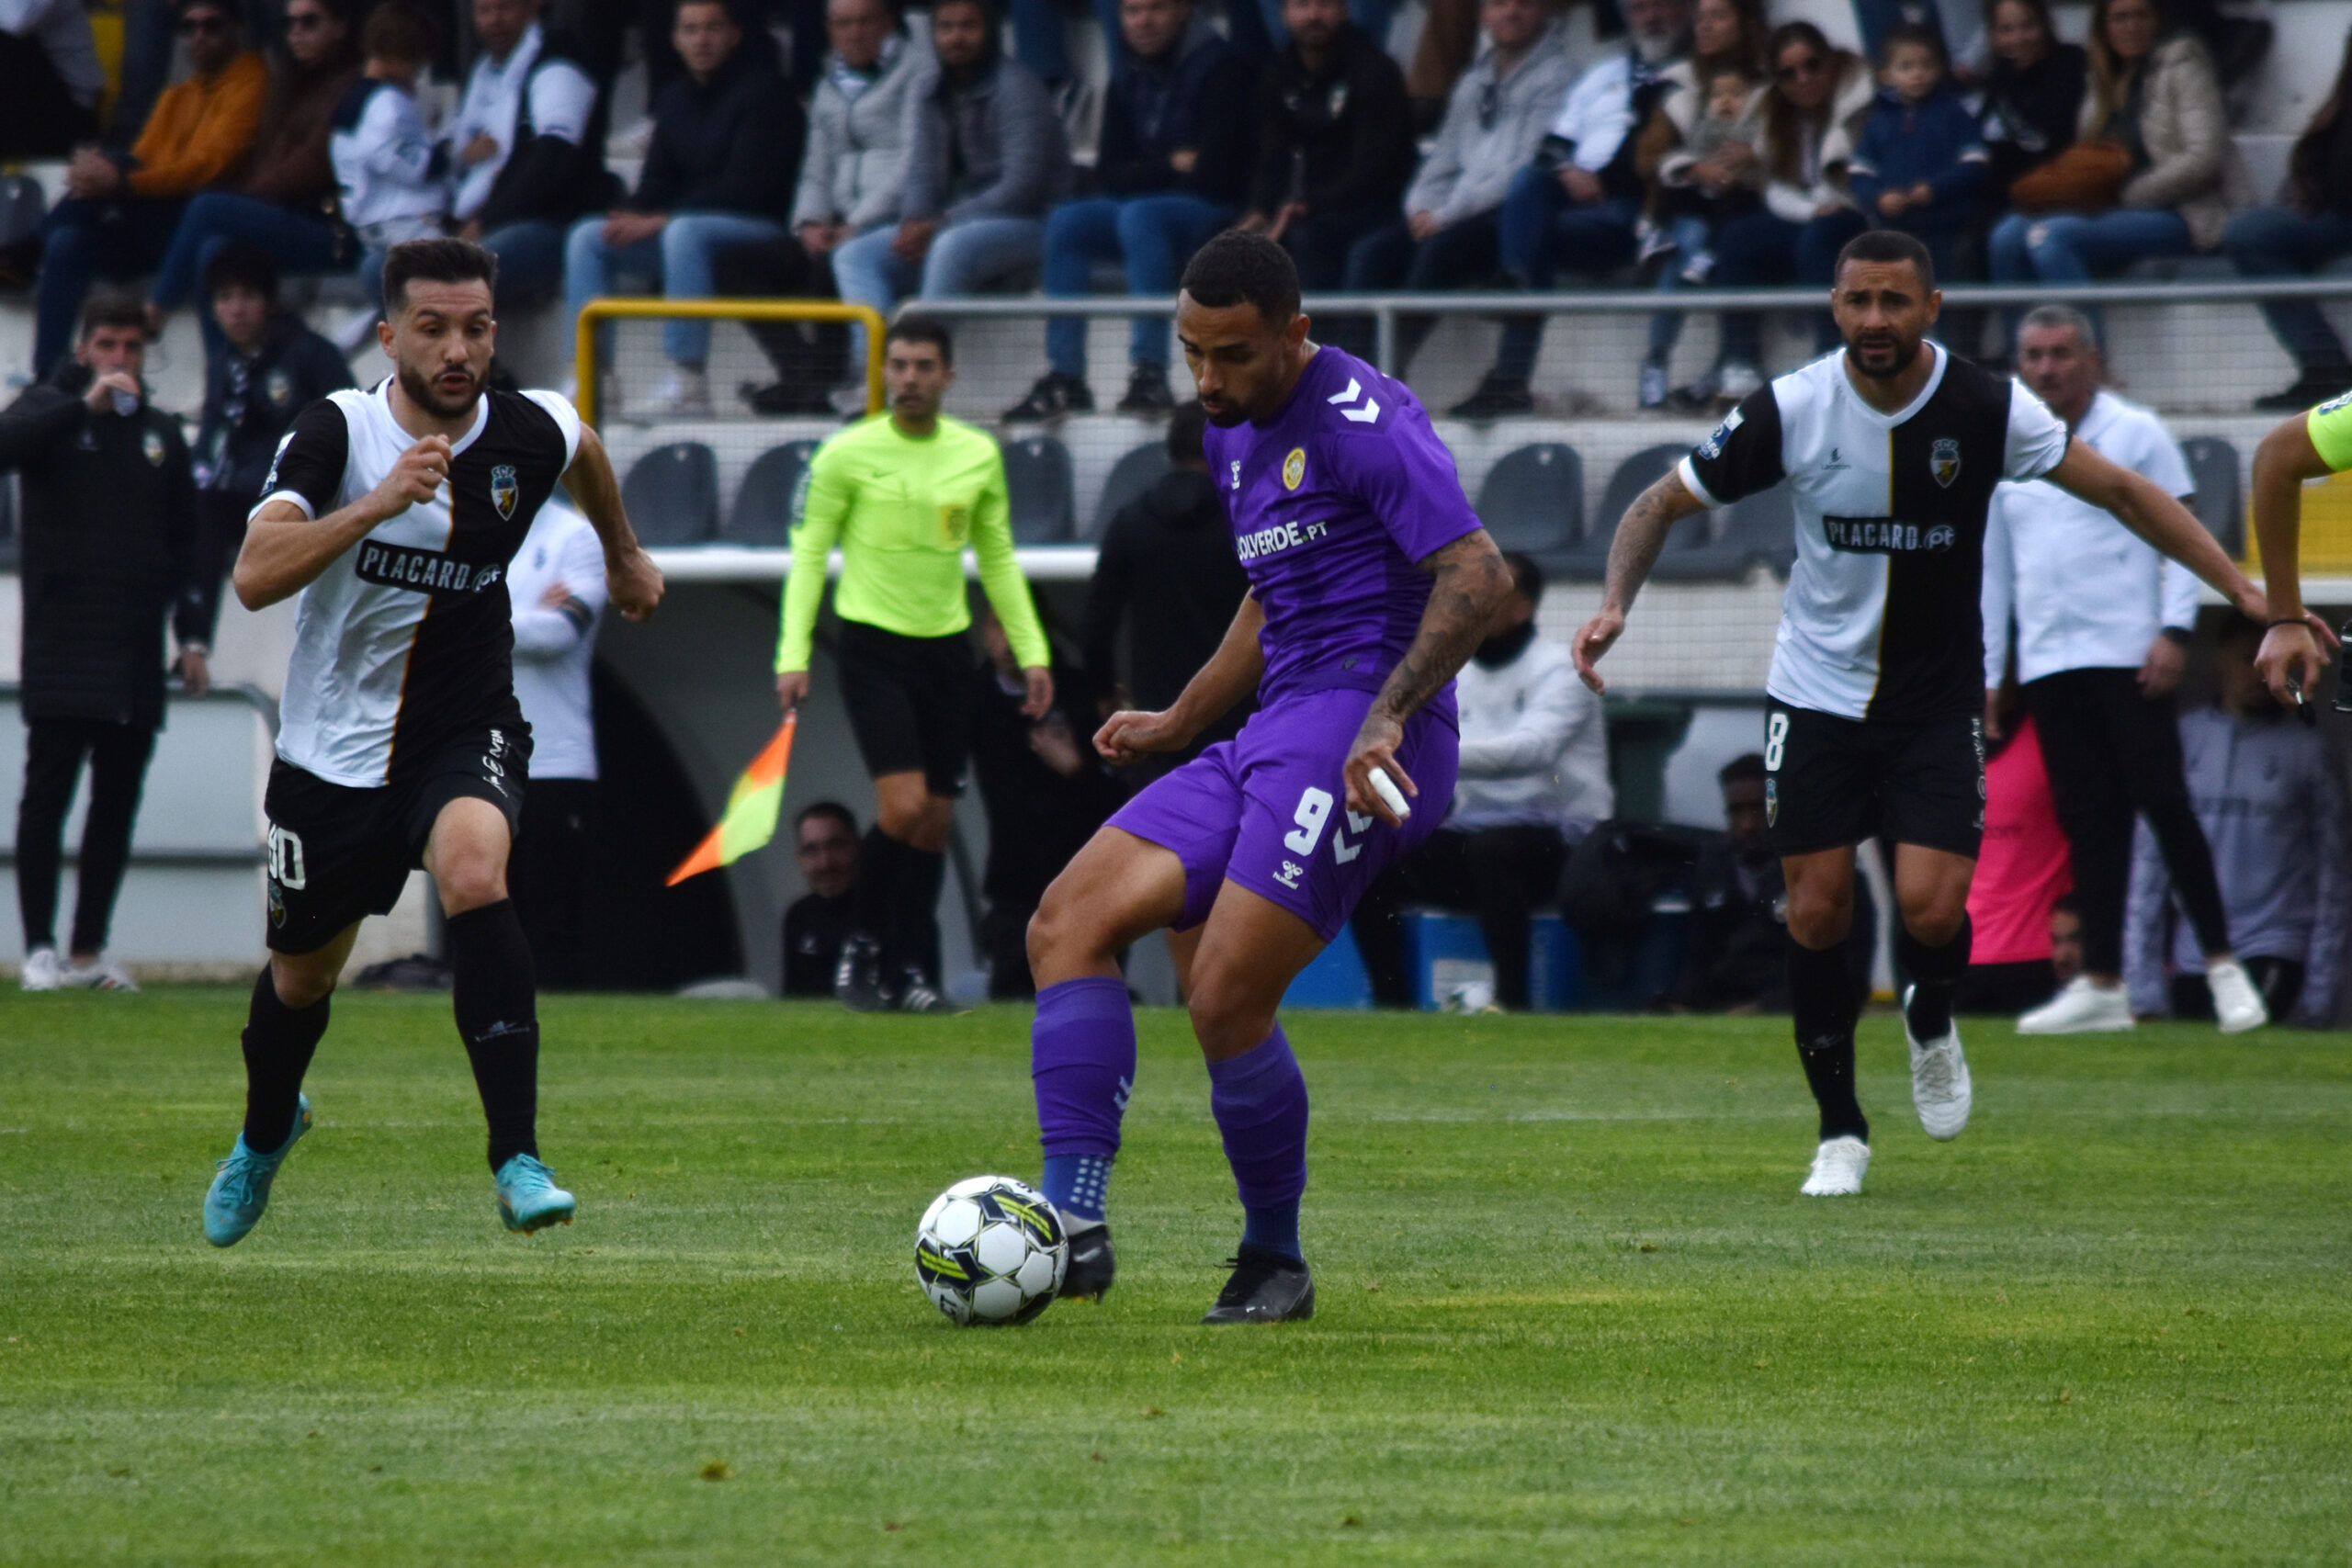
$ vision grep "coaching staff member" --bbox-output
[775,314,1053,1015]
[3,295,205,991]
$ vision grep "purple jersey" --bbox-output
[1203,347,1483,720]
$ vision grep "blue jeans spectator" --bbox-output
[832,216,1046,321]
[1491,164,1638,382]
[564,210,793,365]
[1711,206,1868,369]
[150,193,350,352]
[1646,210,1715,364]
[479,220,570,306]
[1338,210,1499,367]
[2222,203,2352,377]
[1988,207,2194,281]
[35,197,186,376]
[1042,193,1234,377]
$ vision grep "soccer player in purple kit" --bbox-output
[1022,231,1511,1323]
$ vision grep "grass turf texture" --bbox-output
[2,994,2348,1565]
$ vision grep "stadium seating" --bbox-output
[1475,443,1584,553]
[1561,444,1713,581]
[1090,442,1170,540]
[621,442,719,547]
[725,439,820,546]
[2183,434,2245,558]
[1001,434,1076,544]
[1652,487,1799,581]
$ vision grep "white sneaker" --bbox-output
[19,945,59,991]
[2017,976,2135,1034]
[2205,960,2270,1034]
[643,366,712,417]
[1801,1135,1870,1196]
[1903,985,1972,1141]
[1715,361,1763,401]
[62,954,137,991]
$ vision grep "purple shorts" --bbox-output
[1110,686,1460,942]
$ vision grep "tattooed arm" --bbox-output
[1344,528,1514,827]
[1571,470,1713,694]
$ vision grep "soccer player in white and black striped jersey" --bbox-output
[1574,231,2284,1197]
[200,238,663,1247]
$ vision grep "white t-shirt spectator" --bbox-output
[1450,636,1612,832]
[508,499,605,782]
[331,79,446,236]
[445,23,597,222]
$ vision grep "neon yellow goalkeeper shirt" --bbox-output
[2310,389,2352,473]
[775,412,1050,673]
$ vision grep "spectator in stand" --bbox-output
[563,0,803,417]
[33,0,268,378]
[193,243,352,620]
[971,604,1125,999]
[504,491,606,989]
[1337,0,1575,372]
[1846,24,1988,287]
[1351,553,1610,1012]
[3,299,204,992]
[445,0,605,304]
[1080,401,1253,771]
[1979,302,2267,1036]
[1956,693,2072,1014]
[2225,30,2352,412]
[831,0,1069,323]
[143,0,363,344]
[1977,0,2086,201]
[1449,0,1690,419]
[1679,21,1870,406]
[1237,0,1414,290]
[1631,0,1765,407]
[1987,0,2250,291]
[720,0,922,415]
[2126,617,2350,1025]
[0,0,103,156]
[332,6,451,299]
[1001,0,1253,419]
[783,802,862,996]
[1409,0,1614,130]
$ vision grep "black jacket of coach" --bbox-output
[0,358,202,729]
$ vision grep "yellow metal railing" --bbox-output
[572,299,888,426]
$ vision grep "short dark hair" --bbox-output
[1166,400,1208,463]
[362,1,434,60]
[204,241,279,303]
[796,800,857,837]
[2050,893,2079,919]
[886,312,954,367]
[1501,550,1544,608]
[82,291,147,339]
[176,0,244,22]
[1179,230,1301,326]
[1880,19,1947,66]
[1834,227,1935,291]
[1721,752,1768,787]
[381,236,497,314]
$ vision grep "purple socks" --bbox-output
[1207,1026,1308,1259]
[1033,976,1136,1220]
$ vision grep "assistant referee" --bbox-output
[775,314,1053,1013]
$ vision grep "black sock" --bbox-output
[896,842,945,985]
[1790,940,1867,1143]
[448,899,539,1173]
[852,826,899,946]
[1898,914,1972,1043]
[241,966,331,1151]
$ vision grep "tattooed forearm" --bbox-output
[1370,530,1514,724]
[1603,472,1710,615]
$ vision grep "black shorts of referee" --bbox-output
[836,618,972,798]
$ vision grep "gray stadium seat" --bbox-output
[1091,443,1170,540]
[622,442,719,546]
[725,439,820,545]
[1475,443,1583,553]
[1652,487,1796,581]
[1001,434,1075,544]
[2182,434,2243,558]
[1558,444,1709,581]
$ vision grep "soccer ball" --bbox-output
[915,1175,1068,1325]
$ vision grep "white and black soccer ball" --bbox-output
[915,1175,1068,1326]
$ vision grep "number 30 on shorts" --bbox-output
[266,824,308,890]
[1764,711,1789,772]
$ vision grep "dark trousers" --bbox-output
[1351,823,1571,1010]
[16,717,158,955]
[1955,957,2058,1015]
[711,235,846,400]
[1712,207,1869,366]
[34,197,185,378]
[0,32,95,159]
[1334,210,1502,366]
[2024,667,2231,979]
[510,777,596,990]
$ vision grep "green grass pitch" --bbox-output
[3,991,2349,1564]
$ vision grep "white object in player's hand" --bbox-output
[1368,767,1410,819]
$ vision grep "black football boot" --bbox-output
[1058,1222,1115,1302]
[1200,1247,1315,1324]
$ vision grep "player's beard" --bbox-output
[1847,333,1921,380]
[400,357,485,421]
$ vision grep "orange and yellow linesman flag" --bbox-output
[665,713,797,886]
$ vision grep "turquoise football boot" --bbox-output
[202,1094,311,1247]
[494,1154,576,1234]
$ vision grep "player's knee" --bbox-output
[1786,884,1853,949]
[269,953,336,1010]
[434,852,508,915]
[1899,888,1967,946]
[1027,877,1099,971]
[1184,969,1270,1059]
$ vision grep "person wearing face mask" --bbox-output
[1349,551,1609,1011]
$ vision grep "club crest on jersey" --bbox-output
[141,430,164,466]
[1283,447,1305,490]
[2320,389,2352,417]
[1765,777,1778,827]
[266,369,293,407]
[1931,437,1961,488]
[491,463,519,519]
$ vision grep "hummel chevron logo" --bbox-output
[1326,378,1381,423]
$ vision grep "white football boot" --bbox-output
[1800,1135,1871,1196]
[2017,976,2135,1034]
[1904,986,1972,1141]
[2205,960,2270,1034]
[18,945,58,991]
[62,954,138,991]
